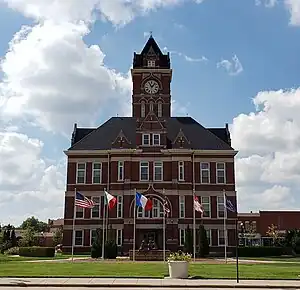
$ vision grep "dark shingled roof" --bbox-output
[69,117,233,151]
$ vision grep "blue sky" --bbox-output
[1,0,300,225]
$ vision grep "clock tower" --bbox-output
[131,35,172,120]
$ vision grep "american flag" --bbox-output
[75,192,95,208]
[163,198,170,217]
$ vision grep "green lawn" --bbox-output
[0,260,300,279]
[241,256,300,262]
[0,254,87,263]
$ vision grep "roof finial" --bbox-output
[150,31,153,38]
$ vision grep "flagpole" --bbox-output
[133,188,136,262]
[101,188,106,260]
[223,189,227,264]
[193,189,196,263]
[71,188,76,262]
[163,189,166,263]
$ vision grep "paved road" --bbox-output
[0,288,294,290]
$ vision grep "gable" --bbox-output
[138,111,165,131]
[172,128,190,148]
[111,129,132,149]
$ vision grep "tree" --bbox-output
[91,229,102,258]
[184,225,193,254]
[20,217,48,233]
[10,229,17,247]
[19,227,36,247]
[266,224,280,246]
[53,227,63,246]
[198,225,209,258]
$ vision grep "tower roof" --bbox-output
[133,35,170,69]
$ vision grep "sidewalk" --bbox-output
[1,277,300,288]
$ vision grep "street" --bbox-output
[0,286,300,290]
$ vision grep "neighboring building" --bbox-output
[238,211,300,246]
[63,36,238,254]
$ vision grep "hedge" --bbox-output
[238,246,283,257]
[19,247,55,257]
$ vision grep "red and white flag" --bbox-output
[194,195,203,213]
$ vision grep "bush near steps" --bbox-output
[19,246,55,257]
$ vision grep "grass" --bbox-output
[241,256,300,262]
[0,259,300,279]
[0,254,87,263]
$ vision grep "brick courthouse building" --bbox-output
[63,36,238,254]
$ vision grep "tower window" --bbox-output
[158,101,162,117]
[141,101,145,118]
[147,60,156,67]
[149,101,154,112]
[153,134,160,146]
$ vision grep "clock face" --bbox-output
[144,80,159,94]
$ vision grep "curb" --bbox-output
[1,283,300,289]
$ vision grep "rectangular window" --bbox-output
[153,134,160,146]
[200,162,210,184]
[75,206,84,219]
[147,60,156,67]
[201,196,211,218]
[205,229,211,246]
[218,229,226,246]
[92,162,101,184]
[74,230,83,246]
[118,161,124,181]
[91,197,100,218]
[178,161,184,181]
[140,161,149,181]
[179,229,185,246]
[217,196,225,218]
[152,198,164,218]
[116,229,123,246]
[216,162,226,184]
[76,163,86,184]
[154,161,163,181]
[137,207,150,218]
[90,229,97,246]
[117,196,123,218]
[179,196,185,218]
[142,134,150,146]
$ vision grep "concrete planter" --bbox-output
[168,261,189,279]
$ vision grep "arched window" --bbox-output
[141,101,145,117]
[157,101,162,117]
[149,101,154,112]
[137,198,164,218]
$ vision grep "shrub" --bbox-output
[184,226,193,254]
[19,247,55,257]
[238,246,283,257]
[91,229,102,259]
[104,240,117,259]
[198,225,209,258]
[0,241,12,254]
[4,247,19,255]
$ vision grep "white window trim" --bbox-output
[179,229,185,246]
[200,162,210,184]
[179,195,185,218]
[118,161,124,181]
[137,198,163,219]
[142,134,150,146]
[148,60,155,67]
[205,229,212,246]
[76,162,86,184]
[217,196,225,219]
[92,162,102,184]
[74,230,84,247]
[116,229,123,246]
[75,206,84,219]
[178,161,184,181]
[157,101,162,117]
[153,161,163,181]
[140,161,149,181]
[90,229,97,246]
[117,196,123,218]
[152,134,160,146]
[91,196,101,219]
[216,162,226,184]
[201,196,211,218]
[218,229,226,246]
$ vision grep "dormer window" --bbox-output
[147,60,156,67]
[142,134,150,145]
[153,134,160,146]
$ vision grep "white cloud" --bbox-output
[231,88,300,212]
[255,0,277,8]
[0,21,131,135]
[0,131,65,225]
[163,47,208,63]
[284,0,300,26]
[217,55,243,76]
